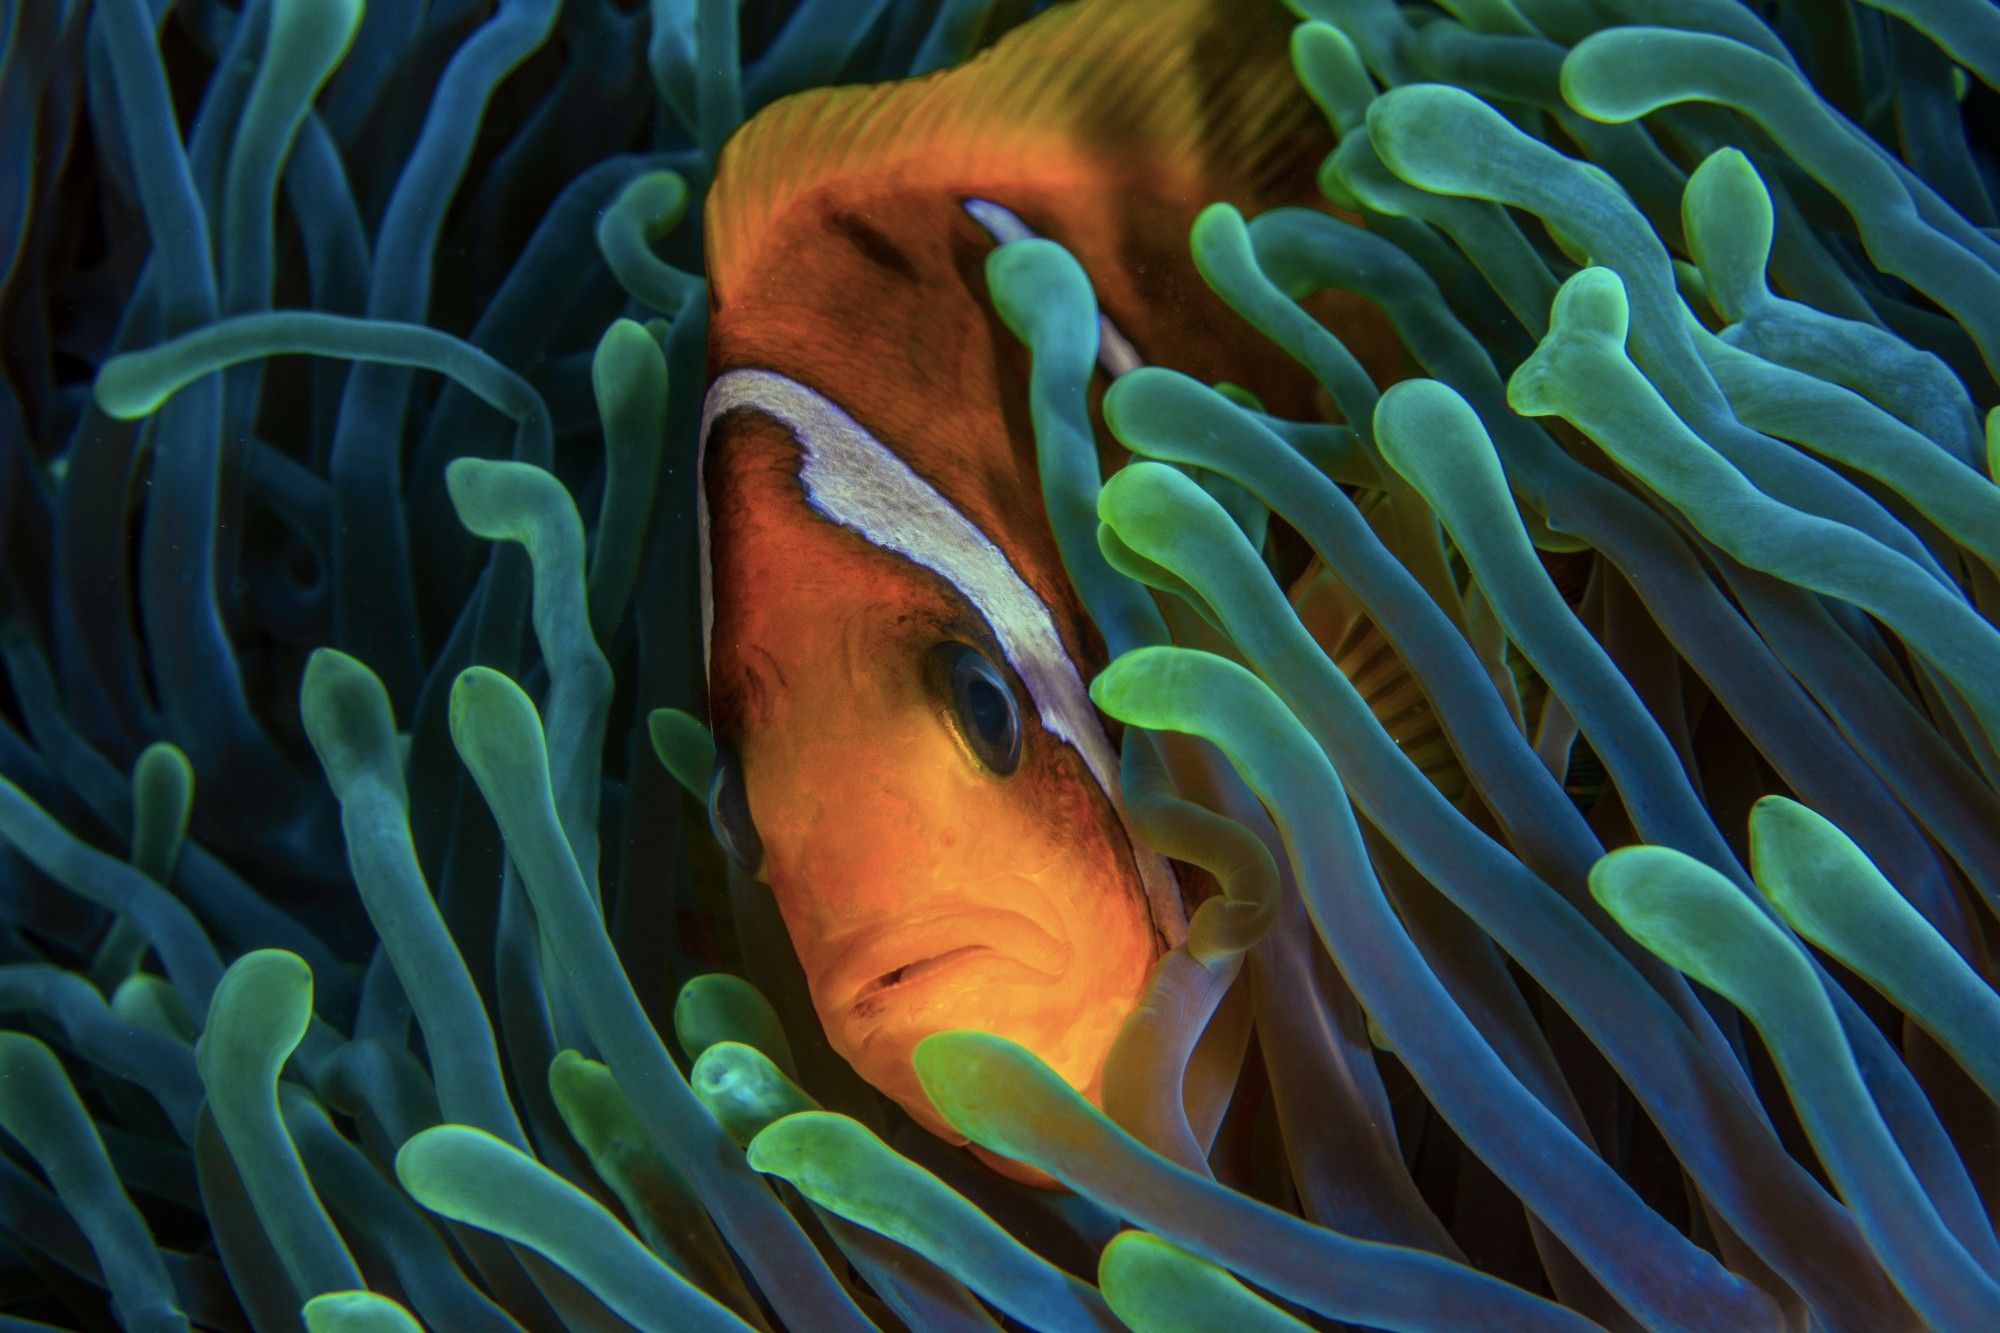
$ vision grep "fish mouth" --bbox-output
[850,944,997,1004]
[819,907,1071,1021]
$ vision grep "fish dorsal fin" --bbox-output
[706,0,1326,306]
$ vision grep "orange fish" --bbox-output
[695,0,1406,1154]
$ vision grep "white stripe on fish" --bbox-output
[699,368,1186,945]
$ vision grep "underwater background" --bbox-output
[7,0,2000,1328]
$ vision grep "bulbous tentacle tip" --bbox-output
[1683,148,1775,319]
[1373,378,1485,481]
[1550,266,1631,343]
[1365,82,1504,188]
[1290,21,1371,138]
[198,948,316,1072]
[218,946,314,997]
[986,235,1092,309]
[133,740,196,802]
[910,1028,1022,1129]
[1747,793,1830,853]
[300,649,399,788]
[91,353,162,421]
[1561,27,1698,123]
[1097,362,1187,441]
[1190,200,1250,250]
[693,1042,812,1147]
[447,666,541,772]
[594,316,670,386]
[1096,457,1199,528]
[1088,644,1188,726]
[1508,268,1630,416]
[622,169,692,227]
[444,456,541,541]
[303,1289,424,1333]
[301,648,387,723]
[392,1123,464,1198]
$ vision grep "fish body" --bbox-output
[695,0,1387,1147]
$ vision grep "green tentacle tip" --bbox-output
[1091,647,1291,769]
[593,317,670,412]
[1508,268,1630,416]
[393,1121,560,1233]
[599,172,700,313]
[747,1104,1110,1329]
[1315,152,1362,211]
[1097,460,1211,545]
[1095,449,1265,597]
[743,1111,871,1184]
[397,1124,747,1333]
[1548,267,1631,343]
[1747,796,2000,1100]
[1090,645,1202,729]
[1290,21,1374,136]
[1745,797,1979,1019]
[910,1028,1057,1152]
[1561,27,1715,123]
[444,456,574,546]
[1587,845,1812,1019]
[612,170,692,235]
[302,1292,422,1333]
[1099,1231,1311,1333]
[449,666,543,778]
[546,1053,689,1212]
[907,1030,988,1131]
[987,236,1095,348]
[92,350,172,420]
[1188,202,1252,287]
[1365,83,1514,194]
[260,0,366,91]
[133,743,194,823]
[548,1049,631,1146]
[1092,474,1201,609]
[691,1041,815,1146]
[130,741,194,881]
[301,649,402,795]
[1747,797,1895,940]
[618,170,691,233]
[549,1049,743,1295]
[96,740,199,985]
[1985,406,1999,485]
[674,973,797,1076]
[195,948,314,1080]
[1681,148,1773,321]
[647,707,717,800]
[112,972,197,1042]
[1373,378,1490,485]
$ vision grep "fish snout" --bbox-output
[817,897,1073,1022]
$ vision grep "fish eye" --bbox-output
[933,641,1022,777]
[707,743,763,873]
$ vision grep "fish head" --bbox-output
[700,403,1169,1145]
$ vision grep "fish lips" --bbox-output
[815,903,1074,1035]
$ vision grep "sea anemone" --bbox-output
[4,0,2000,1328]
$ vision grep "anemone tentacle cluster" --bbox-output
[4,0,2000,1328]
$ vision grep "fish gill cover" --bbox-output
[3,0,2000,1329]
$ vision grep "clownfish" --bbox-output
[695,0,1419,1151]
